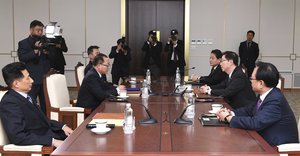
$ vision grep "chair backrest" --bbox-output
[46,74,70,108]
[0,90,9,145]
[277,75,284,91]
[75,62,85,91]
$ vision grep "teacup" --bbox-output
[95,119,107,129]
[211,104,223,113]
[119,89,127,97]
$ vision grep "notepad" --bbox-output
[199,114,228,126]
[91,113,124,127]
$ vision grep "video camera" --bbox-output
[33,22,63,50]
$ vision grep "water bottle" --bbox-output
[123,103,133,134]
[146,69,151,86]
[142,79,149,98]
[185,93,195,118]
[175,67,181,90]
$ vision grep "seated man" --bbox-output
[76,53,126,110]
[200,51,256,109]
[217,61,298,146]
[191,49,227,86]
[0,62,73,148]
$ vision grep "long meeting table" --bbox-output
[51,77,279,156]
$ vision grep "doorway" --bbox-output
[126,0,184,75]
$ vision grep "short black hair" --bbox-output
[211,49,222,59]
[255,61,279,88]
[222,51,239,66]
[92,53,108,66]
[171,29,178,35]
[148,30,156,36]
[87,45,99,55]
[2,62,27,89]
[247,30,255,36]
[30,20,44,29]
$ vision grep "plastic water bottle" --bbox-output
[175,67,181,89]
[146,69,151,86]
[185,93,195,118]
[142,79,149,98]
[123,103,133,134]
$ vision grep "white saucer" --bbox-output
[91,127,111,134]
[208,110,218,114]
[117,95,129,98]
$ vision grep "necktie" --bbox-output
[256,98,262,111]
[247,42,251,49]
[173,47,177,63]
[27,95,33,104]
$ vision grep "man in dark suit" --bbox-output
[109,37,131,85]
[48,36,68,74]
[17,20,50,114]
[191,49,227,86]
[217,61,298,146]
[142,30,162,80]
[200,51,256,109]
[164,29,186,76]
[77,53,126,110]
[84,45,107,81]
[0,62,73,147]
[239,30,259,77]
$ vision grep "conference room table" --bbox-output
[52,77,279,156]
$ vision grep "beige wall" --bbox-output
[0,0,299,88]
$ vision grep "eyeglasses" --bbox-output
[100,63,110,67]
[220,59,228,63]
[249,77,257,81]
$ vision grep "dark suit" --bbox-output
[76,68,118,110]
[84,61,107,81]
[48,37,68,74]
[230,88,298,146]
[164,40,186,76]
[142,41,162,79]
[239,41,259,77]
[0,90,66,146]
[18,35,51,114]
[210,66,256,109]
[109,46,131,85]
[199,65,227,86]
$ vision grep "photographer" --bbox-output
[48,36,68,74]
[109,37,131,85]
[164,29,185,77]
[142,30,162,80]
[17,20,50,114]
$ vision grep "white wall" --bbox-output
[0,0,299,88]
[189,0,300,88]
[0,0,121,86]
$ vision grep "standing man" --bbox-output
[84,45,100,75]
[77,54,126,110]
[239,30,259,77]
[84,45,107,81]
[164,29,186,77]
[200,51,256,109]
[48,36,68,74]
[17,20,50,114]
[142,30,162,80]
[0,62,73,147]
[109,37,131,85]
[217,62,298,146]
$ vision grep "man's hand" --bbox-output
[216,108,231,122]
[52,139,64,148]
[118,85,126,90]
[62,125,73,136]
[199,85,208,94]
[191,74,198,82]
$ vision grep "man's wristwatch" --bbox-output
[224,114,231,123]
